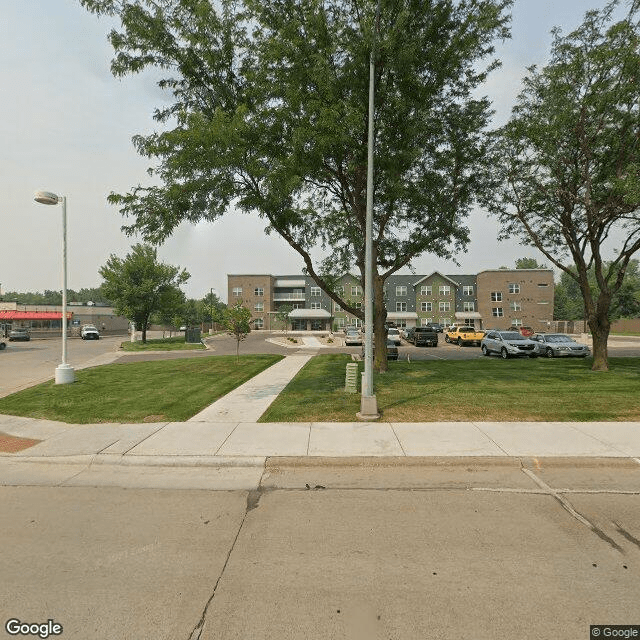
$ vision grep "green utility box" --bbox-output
[185,328,202,343]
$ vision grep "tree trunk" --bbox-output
[373,276,388,373]
[236,338,240,364]
[141,322,147,344]
[588,311,610,372]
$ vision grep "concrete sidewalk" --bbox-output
[1,353,640,489]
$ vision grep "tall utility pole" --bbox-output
[358,0,381,420]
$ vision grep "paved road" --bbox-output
[2,459,638,640]
[0,335,125,398]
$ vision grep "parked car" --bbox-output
[531,333,590,358]
[425,323,444,333]
[406,326,438,347]
[344,329,363,346]
[362,339,399,361]
[386,327,402,345]
[481,330,538,359]
[9,328,30,341]
[81,325,100,340]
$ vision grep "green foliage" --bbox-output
[99,243,189,342]
[555,260,640,321]
[81,0,513,365]
[515,257,546,269]
[2,287,111,306]
[490,1,640,369]
[222,300,252,362]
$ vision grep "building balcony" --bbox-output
[273,293,306,301]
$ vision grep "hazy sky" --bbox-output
[0,0,621,301]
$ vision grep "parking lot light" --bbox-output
[34,190,75,384]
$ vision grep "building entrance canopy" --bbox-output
[288,309,332,320]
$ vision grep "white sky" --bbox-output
[0,0,618,302]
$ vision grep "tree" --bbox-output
[275,305,293,334]
[100,243,189,343]
[554,259,640,322]
[490,1,640,371]
[515,257,546,269]
[222,301,252,363]
[81,0,512,371]
[202,291,226,328]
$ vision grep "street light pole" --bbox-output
[34,191,75,384]
[358,0,381,420]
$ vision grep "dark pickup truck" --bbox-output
[406,326,438,347]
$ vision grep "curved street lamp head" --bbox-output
[34,190,61,205]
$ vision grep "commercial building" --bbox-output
[227,269,555,332]
[0,301,129,338]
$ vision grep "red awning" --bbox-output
[0,311,72,320]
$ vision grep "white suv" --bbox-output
[81,325,100,340]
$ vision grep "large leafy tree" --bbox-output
[490,1,640,371]
[81,0,511,371]
[100,243,189,343]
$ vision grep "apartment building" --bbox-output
[227,269,554,332]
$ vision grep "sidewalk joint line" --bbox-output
[470,422,510,456]
[565,422,630,456]
[120,423,169,456]
[389,423,407,456]
[213,423,241,456]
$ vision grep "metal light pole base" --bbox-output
[357,394,379,421]
[55,364,75,385]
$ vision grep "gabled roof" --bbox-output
[412,271,460,288]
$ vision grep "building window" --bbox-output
[463,302,475,312]
[492,307,504,317]
[310,302,321,310]
[254,318,264,329]
[354,301,362,309]
[310,286,321,297]
[511,319,523,327]
[508,283,520,294]
[421,302,433,312]
[421,317,433,326]
[439,301,451,312]
[537,283,549,287]
[441,318,452,327]
[351,285,362,296]
[336,286,344,296]
[491,292,502,302]
[463,285,474,296]
[293,288,303,295]
[254,287,264,296]
[334,302,341,312]
[232,287,242,297]
[439,285,451,296]
[335,317,345,328]
[420,285,432,296]
[292,303,304,309]
[396,302,407,312]
[396,285,407,297]
[254,302,264,312]
[397,319,407,329]
[510,301,522,311]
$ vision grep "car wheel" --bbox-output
[482,345,489,356]
[0,343,6,350]
[545,348,554,358]
[500,348,509,360]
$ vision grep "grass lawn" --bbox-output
[259,354,640,422]
[0,354,282,424]
[120,336,206,351]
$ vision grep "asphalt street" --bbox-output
[2,459,639,640]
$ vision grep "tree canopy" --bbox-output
[490,0,640,371]
[81,0,512,370]
[99,243,189,342]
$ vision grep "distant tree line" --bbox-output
[1,287,112,306]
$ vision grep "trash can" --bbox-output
[185,328,202,343]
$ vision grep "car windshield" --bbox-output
[545,334,572,343]
[501,332,525,340]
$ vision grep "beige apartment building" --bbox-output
[476,269,554,331]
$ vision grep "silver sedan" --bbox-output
[531,333,591,358]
